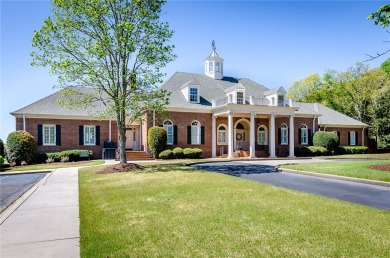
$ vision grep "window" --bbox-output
[43,125,56,145]
[209,62,213,72]
[163,120,174,145]
[191,120,201,144]
[350,131,356,146]
[218,125,227,145]
[237,92,244,104]
[257,126,267,145]
[300,124,308,145]
[278,95,284,106]
[281,123,288,145]
[84,126,96,145]
[189,87,198,102]
[215,62,220,72]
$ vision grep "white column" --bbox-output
[288,114,295,158]
[270,113,276,158]
[228,111,234,159]
[212,115,216,158]
[250,112,256,158]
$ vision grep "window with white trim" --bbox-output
[163,120,173,145]
[215,62,220,72]
[209,62,213,72]
[217,125,227,145]
[189,87,198,103]
[84,126,96,145]
[278,95,284,106]
[350,131,356,146]
[257,126,267,145]
[237,92,244,104]
[301,124,308,145]
[43,125,56,145]
[281,123,288,145]
[191,120,201,144]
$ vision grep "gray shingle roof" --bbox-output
[11,87,106,117]
[295,102,368,127]
[263,86,286,96]
[159,72,269,109]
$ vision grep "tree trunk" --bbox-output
[117,112,127,164]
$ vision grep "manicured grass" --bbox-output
[281,160,390,182]
[3,160,104,172]
[322,153,390,159]
[79,163,390,257]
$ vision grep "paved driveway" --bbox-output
[0,173,46,211]
[194,161,390,211]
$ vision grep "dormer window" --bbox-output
[215,62,220,72]
[237,92,244,104]
[189,87,199,103]
[278,95,284,106]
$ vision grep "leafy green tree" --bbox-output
[380,58,390,73]
[367,5,390,60]
[287,73,322,102]
[31,0,176,163]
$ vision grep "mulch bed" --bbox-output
[368,164,390,172]
[97,163,144,174]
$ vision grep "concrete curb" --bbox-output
[0,171,52,225]
[280,168,390,188]
[0,170,53,176]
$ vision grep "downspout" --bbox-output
[23,114,26,131]
[362,127,365,146]
[140,120,142,151]
[109,118,112,141]
[312,115,316,134]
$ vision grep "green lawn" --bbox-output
[281,160,390,182]
[79,163,390,257]
[322,153,390,159]
[3,160,104,172]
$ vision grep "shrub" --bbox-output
[294,146,328,157]
[148,126,167,158]
[0,138,5,157]
[313,131,339,153]
[61,156,70,162]
[183,148,203,159]
[32,153,48,164]
[159,150,174,159]
[46,150,92,162]
[0,155,4,171]
[173,147,184,159]
[6,131,36,165]
[338,146,369,155]
[47,152,61,162]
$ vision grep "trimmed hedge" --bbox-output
[0,139,5,157]
[0,155,4,171]
[6,131,36,165]
[183,148,203,159]
[46,150,93,163]
[295,146,328,157]
[148,127,167,158]
[338,146,369,155]
[159,150,174,159]
[173,147,184,159]
[313,131,339,153]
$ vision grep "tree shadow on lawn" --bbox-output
[193,164,278,177]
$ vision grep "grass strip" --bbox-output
[79,163,390,257]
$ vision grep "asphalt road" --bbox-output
[0,173,46,212]
[194,162,390,211]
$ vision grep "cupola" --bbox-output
[204,40,224,80]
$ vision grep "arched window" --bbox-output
[163,120,174,145]
[300,124,308,145]
[217,124,227,145]
[191,120,201,144]
[236,122,245,130]
[257,126,268,145]
[281,123,288,145]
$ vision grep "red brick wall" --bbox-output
[16,118,118,159]
[319,127,368,147]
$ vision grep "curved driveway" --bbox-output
[194,161,390,211]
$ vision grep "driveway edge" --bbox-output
[0,172,52,225]
[280,168,390,187]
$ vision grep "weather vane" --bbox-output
[212,40,216,51]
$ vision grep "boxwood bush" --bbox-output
[147,126,167,158]
[46,150,93,163]
[0,138,5,157]
[159,149,174,159]
[313,131,339,153]
[295,146,328,156]
[6,131,36,165]
[337,146,369,155]
[173,147,184,159]
[183,148,203,159]
[0,155,4,171]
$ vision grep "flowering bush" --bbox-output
[6,131,36,165]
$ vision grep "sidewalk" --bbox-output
[0,167,80,258]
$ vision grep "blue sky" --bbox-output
[1,0,388,141]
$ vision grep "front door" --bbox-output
[126,127,138,150]
[235,129,249,150]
